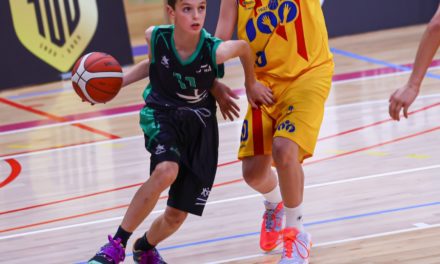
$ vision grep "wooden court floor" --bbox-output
[1,24,440,263]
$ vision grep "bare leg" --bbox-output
[146,206,188,245]
[242,155,277,194]
[121,161,179,232]
[272,137,304,208]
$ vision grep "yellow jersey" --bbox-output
[237,0,333,80]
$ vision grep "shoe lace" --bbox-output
[98,235,125,262]
[283,232,310,259]
[264,207,282,232]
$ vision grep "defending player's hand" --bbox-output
[388,83,419,121]
[211,80,240,121]
[246,81,274,108]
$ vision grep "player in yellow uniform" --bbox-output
[214,0,334,263]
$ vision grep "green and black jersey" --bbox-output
[143,25,225,110]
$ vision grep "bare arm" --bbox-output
[121,27,154,88]
[216,40,273,108]
[215,0,237,41]
[121,59,150,87]
[216,40,255,86]
[389,5,440,120]
[407,6,440,89]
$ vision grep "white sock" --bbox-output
[285,204,304,231]
[262,185,282,208]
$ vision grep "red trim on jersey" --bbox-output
[294,0,308,61]
[252,108,264,155]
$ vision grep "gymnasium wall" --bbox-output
[0,0,133,91]
[1,0,438,91]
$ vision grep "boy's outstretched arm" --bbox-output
[122,59,150,88]
[216,40,274,108]
[121,27,154,88]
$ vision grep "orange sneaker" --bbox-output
[279,227,311,264]
[260,201,284,251]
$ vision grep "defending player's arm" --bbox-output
[216,40,274,108]
[121,27,154,88]
[209,0,241,119]
[215,0,237,41]
[389,4,440,120]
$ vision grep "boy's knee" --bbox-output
[272,139,300,167]
[164,208,187,227]
[151,162,178,190]
[242,156,271,184]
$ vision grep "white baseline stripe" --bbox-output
[1,92,440,160]
[0,209,164,240]
[0,164,438,240]
[205,222,440,264]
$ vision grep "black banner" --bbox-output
[0,0,133,90]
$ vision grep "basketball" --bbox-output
[71,52,123,104]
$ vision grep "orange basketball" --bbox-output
[71,52,123,104]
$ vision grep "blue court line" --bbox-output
[7,87,72,100]
[132,44,149,57]
[76,200,440,263]
[331,48,440,80]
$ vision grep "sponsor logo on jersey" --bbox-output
[277,120,295,133]
[196,64,212,74]
[195,187,211,206]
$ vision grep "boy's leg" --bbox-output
[146,206,188,245]
[89,161,179,264]
[242,156,284,251]
[132,206,187,263]
[273,64,333,263]
[239,107,284,252]
[121,161,179,232]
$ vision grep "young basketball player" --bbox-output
[213,1,334,263]
[88,0,272,263]
[389,4,440,121]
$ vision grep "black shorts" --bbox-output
[141,106,219,216]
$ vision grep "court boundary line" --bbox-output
[1,98,439,160]
[0,98,120,139]
[1,162,439,239]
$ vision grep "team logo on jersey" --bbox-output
[195,187,211,206]
[155,144,166,155]
[9,0,98,72]
[161,55,170,68]
[245,0,308,61]
[176,89,208,104]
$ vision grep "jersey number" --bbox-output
[173,73,196,89]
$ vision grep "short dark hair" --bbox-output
[168,0,177,8]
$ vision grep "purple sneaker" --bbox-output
[133,239,166,264]
[88,235,125,264]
